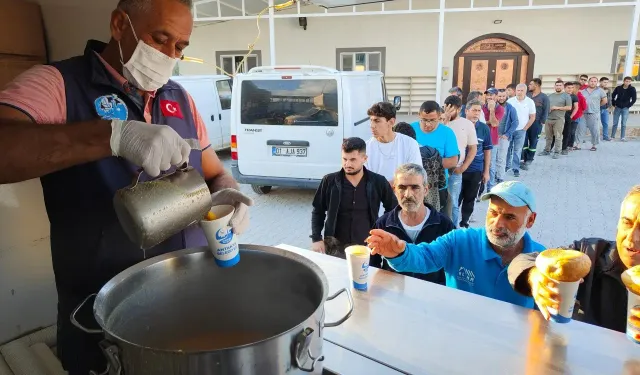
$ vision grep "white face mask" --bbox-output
[118,14,178,92]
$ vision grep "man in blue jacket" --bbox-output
[366,181,545,308]
[495,89,518,185]
[370,163,455,284]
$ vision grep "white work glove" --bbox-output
[110,120,191,177]
[210,189,254,235]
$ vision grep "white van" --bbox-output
[171,75,233,151]
[230,66,400,194]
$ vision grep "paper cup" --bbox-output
[345,246,370,291]
[200,205,240,268]
[626,289,640,344]
[547,279,580,323]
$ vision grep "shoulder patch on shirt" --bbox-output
[161,100,184,119]
[94,94,128,121]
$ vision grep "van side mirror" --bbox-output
[393,96,402,111]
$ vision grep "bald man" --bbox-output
[0,0,252,372]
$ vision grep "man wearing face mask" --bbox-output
[366,181,546,307]
[0,0,252,373]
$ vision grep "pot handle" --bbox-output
[294,327,324,373]
[323,288,354,328]
[89,340,122,375]
[70,293,103,334]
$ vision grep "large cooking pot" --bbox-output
[71,245,353,375]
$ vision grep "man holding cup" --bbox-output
[508,185,640,334]
[366,181,546,307]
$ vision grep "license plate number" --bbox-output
[272,146,307,157]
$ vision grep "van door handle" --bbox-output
[211,115,215,121]
[219,114,222,121]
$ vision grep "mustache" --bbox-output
[401,197,417,204]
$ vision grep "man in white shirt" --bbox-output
[365,102,422,183]
[506,84,536,178]
[441,95,478,228]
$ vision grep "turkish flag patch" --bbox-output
[160,100,184,119]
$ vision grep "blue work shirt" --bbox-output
[386,228,545,308]
[410,122,459,189]
[467,121,492,173]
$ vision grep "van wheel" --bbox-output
[251,185,272,195]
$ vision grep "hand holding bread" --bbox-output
[529,249,591,321]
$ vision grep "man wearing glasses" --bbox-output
[410,101,460,213]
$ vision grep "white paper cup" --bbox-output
[626,289,640,344]
[547,279,580,323]
[345,246,370,291]
[200,205,240,268]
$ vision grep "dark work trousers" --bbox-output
[459,171,483,228]
[522,120,543,163]
[568,120,579,148]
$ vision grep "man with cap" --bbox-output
[366,181,545,307]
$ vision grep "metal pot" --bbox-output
[71,245,353,375]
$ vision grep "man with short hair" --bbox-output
[540,80,572,158]
[522,78,549,169]
[370,163,455,284]
[580,77,607,151]
[482,88,505,193]
[495,89,518,184]
[411,101,460,213]
[459,100,492,228]
[0,0,254,372]
[599,77,612,141]
[509,185,640,332]
[311,137,396,259]
[366,181,546,308]
[611,76,637,141]
[579,74,589,90]
[559,81,579,154]
[506,83,517,99]
[365,102,422,183]
[461,90,483,118]
[441,95,478,227]
[393,121,416,140]
[507,84,536,177]
[570,81,588,150]
[449,86,463,98]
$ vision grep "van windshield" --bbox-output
[241,79,339,126]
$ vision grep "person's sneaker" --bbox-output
[513,170,520,177]
[539,150,550,156]
[603,138,611,142]
[552,152,560,159]
[561,150,569,155]
[520,163,529,171]
[622,138,627,142]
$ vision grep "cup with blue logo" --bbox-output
[345,245,370,291]
[200,205,240,268]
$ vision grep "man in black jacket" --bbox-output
[311,137,396,258]
[370,163,455,284]
[508,185,640,334]
[611,76,637,141]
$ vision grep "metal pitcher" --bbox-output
[113,164,212,250]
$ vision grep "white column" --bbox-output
[269,0,276,65]
[435,0,445,103]
[624,1,640,78]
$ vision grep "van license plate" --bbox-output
[272,147,307,157]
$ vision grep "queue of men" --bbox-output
[310,93,639,338]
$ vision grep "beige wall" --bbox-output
[182,5,640,97]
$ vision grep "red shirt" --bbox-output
[573,92,588,121]
[482,104,505,145]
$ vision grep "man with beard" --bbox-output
[508,185,640,333]
[539,80,572,159]
[311,137,396,259]
[370,163,455,284]
[495,89,518,185]
[366,181,545,307]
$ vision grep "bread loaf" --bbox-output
[534,249,591,282]
[622,265,640,296]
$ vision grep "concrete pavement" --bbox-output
[222,136,638,251]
